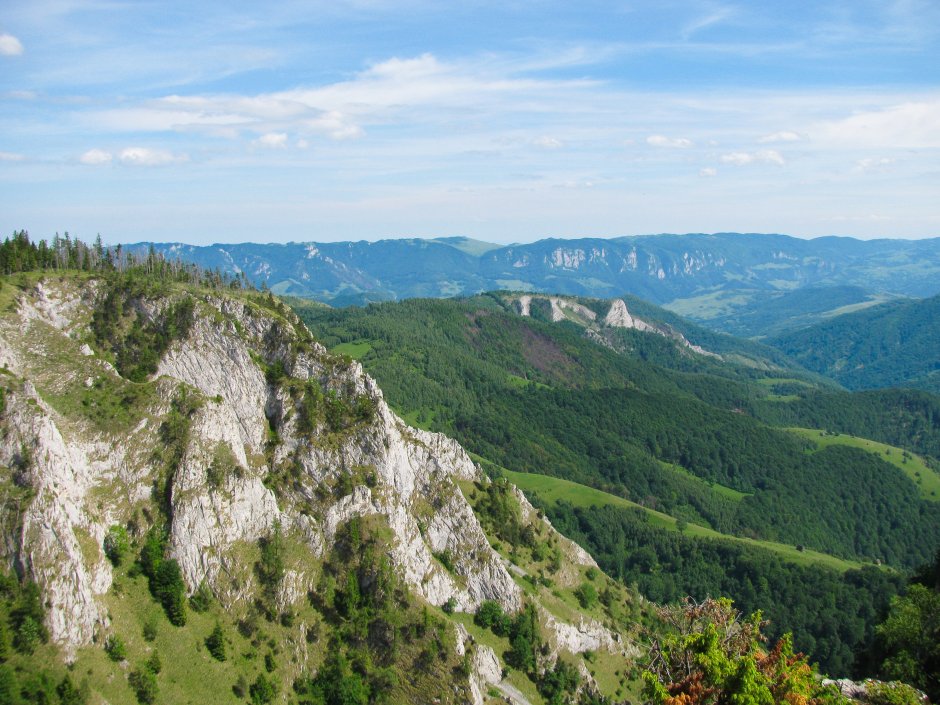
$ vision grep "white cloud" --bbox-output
[647,135,693,148]
[812,100,940,148]
[533,136,563,149]
[254,132,288,149]
[759,131,802,143]
[856,157,893,171]
[0,33,24,56]
[699,167,717,177]
[720,149,784,166]
[119,147,187,166]
[81,52,594,145]
[0,151,25,162]
[80,148,113,165]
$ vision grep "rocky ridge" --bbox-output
[511,293,720,359]
[0,275,633,700]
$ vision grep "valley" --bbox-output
[1,232,939,704]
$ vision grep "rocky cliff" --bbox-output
[0,274,639,702]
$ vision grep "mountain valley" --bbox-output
[1,232,939,704]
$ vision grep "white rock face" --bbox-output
[516,295,532,317]
[0,278,613,679]
[0,384,109,653]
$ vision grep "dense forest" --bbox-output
[768,294,940,394]
[538,500,905,677]
[295,294,940,676]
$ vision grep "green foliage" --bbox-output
[298,296,940,569]
[206,442,243,489]
[91,278,196,382]
[871,572,940,700]
[103,525,130,567]
[474,600,512,637]
[865,680,925,705]
[296,651,369,705]
[644,597,847,705]
[545,500,904,676]
[154,559,187,627]
[189,581,214,613]
[249,672,279,704]
[205,623,227,662]
[128,664,159,704]
[56,674,89,705]
[769,294,940,395]
[296,294,940,677]
[576,582,598,609]
[137,527,187,626]
[504,604,541,676]
[141,616,158,642]
[104,634,127,662]
[256,523,285,608]
[0,573,49,657]
[538,659,581,705]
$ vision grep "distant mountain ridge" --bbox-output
[131,233,940,310]
[768,293,940,394]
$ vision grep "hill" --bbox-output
[0,263,657,704]
[666,285,897,339]
[129,233,940,311]
[768,293,940,393]
[293,292,940,675]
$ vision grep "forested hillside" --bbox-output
[768,294,940,394]
[294,293,940,676]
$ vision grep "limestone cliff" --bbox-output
[0,276,635,701]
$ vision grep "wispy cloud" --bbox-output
[533,136,563,149]
[720,149,785,166]
[0,33,24,56]
[0,151,25,162]
[118,147,187,166]
[811,100,940,148]
[79,148,112,165]
[759,131,801,143]
[253,132,288,149]
[855,157,894,172]
[647,135,693,148]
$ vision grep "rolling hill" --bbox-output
[768,293,940,393]
[292,291,940,675]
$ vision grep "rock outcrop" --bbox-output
[0,279,531,655]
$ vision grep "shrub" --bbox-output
[205,623,226,662]
[249,673,278,704]
[103,525,130,566]
[104,634,127,662]
[866,681,925,705]
[128,666,158,704]
[576,582,598,609]
[153,559,187,626]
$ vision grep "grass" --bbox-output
[330,340,373,359]
[506,374,551,390]
[659,461,749,501]
[787,427,940,501]
[503,470,867,572]
[399,407,435,431]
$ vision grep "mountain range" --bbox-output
[2,232,939,703]
[133,233,940,319]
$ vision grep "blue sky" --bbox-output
[1,1,938,245]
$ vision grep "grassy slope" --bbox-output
[504,470,867,572]
[787,427,940,501]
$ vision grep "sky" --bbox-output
[1,1,939,246]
